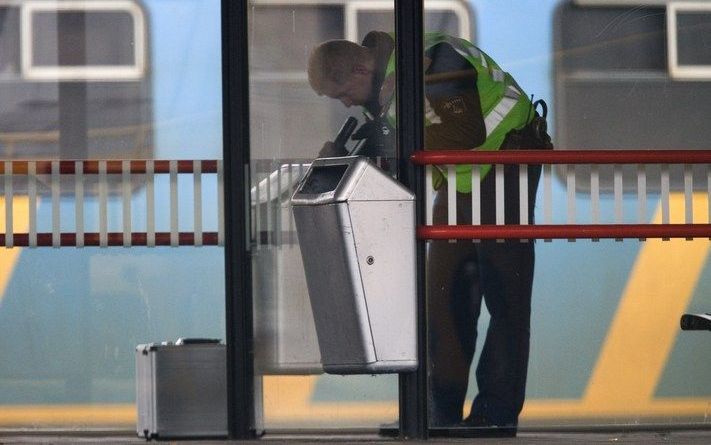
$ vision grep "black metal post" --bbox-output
[58,11,88,160]
[222,0,255,439]
[57,10,91,403]
[395,0,427,440]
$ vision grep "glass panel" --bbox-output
[551,0,711,426]
[0,0,224,429]
[249,0,400,431]
[423,0,711,433]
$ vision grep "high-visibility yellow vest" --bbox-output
[383,32,532,193]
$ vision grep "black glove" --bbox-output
[351,119,380,141]
[318,141,349,158]
[351,118,395,158]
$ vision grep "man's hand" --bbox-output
[352,119,383,141]
[318,141,348,158]
[351,118,395,157]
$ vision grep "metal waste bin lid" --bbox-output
[291,156,413,206]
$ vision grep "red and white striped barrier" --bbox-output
[1,160,223,248]
[411,150,711,240]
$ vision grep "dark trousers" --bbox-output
[427,156,542,427]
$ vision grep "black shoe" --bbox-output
[459,414,517,437]
[378,420,399,437]
[379,419,464,436]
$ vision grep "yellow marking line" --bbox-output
[3,398,710,426]
[583,193,710,408]
[0,404,135,426]
[522,398,711,419]
[262,375,397,423]
[0,197,30,304]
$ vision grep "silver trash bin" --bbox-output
[291,157,417,374]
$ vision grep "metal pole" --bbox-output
[395,0,427,440]
[222,0,255,439]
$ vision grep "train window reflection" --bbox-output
[667,2,711,80]
[347,0,471,42]
[31,11,135,67]
[250,5,343,75]
[21,0,146,81]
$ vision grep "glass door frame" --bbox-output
[221,0,427,439]
[395,0,427,440]
[222,0,255,439]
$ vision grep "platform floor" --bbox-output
[3,429,711,444]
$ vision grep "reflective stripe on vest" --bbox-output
[484,86,523,138]
[484,97,518,138]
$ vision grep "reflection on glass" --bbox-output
[31,11,136,67]
[249,0,402,430]
[250,0,711,432]
[556,2,711,192]
[421,5,550,432]
[4,0,708,433]
[548,0,711,428]
[420,0,711,432]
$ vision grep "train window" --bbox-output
[559,3,666,72]
[555,0,711,191]
[249,0,473,82]
[667,2,711,80]
[0,6,21,77]
[346,0,472,43]
[21,0,146,81]
[249,5,344,76]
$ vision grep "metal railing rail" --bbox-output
[250,160,310,248]
[0,159,223,247]
[411,149,711,240]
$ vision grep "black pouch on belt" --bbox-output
[502,99,553,150]
[526,99,553,150]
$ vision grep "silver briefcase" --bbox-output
[135,338,227,439]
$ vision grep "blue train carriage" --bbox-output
[0,0,709,431]
[528,0,711,424]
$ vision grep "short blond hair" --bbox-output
[307,40,371,95]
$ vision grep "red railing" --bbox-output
[0,232,219,247]
[411,149,711,165]
[0,159,223,248]
[411,149,711,240]
[0,159,218,174]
